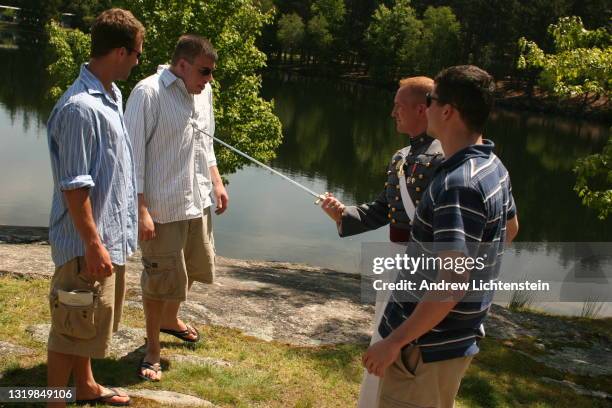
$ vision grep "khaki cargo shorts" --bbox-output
[140,207,215,302]
[47,257,126,359]
[377,346,473,408]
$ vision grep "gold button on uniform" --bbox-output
[416,200,420,204]
[416,187,421,192]
[396,196,400,201]
[391,219,397,224]
[419,174,423,179]
[388,213,392,219]
[391,207,396,212]
[388,204,391,208]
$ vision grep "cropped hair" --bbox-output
[171,34,217,65]
[434,65,495,133]
[90,8,145,58]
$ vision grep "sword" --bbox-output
[191,123,327,204]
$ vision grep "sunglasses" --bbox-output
[425,92,440,107]
[196,67,215,76]
[126,47,141,60]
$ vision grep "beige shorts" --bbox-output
[140,208,215,302]
[378,346,473,408]
[47,257,126,359]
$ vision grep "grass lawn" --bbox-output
[0,276,610,407]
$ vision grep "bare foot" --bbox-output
[138,352,162,381]
[76,384,130,405]
[161,319,199,341]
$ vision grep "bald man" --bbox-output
[320,76,444,407]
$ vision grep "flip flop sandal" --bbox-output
[138,359,162,382]
[75,386,131,406]
[160,323,200,343]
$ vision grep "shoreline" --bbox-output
[265,65,611,123]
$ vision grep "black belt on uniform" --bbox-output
[390,225,411,243]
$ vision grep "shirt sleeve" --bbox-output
[433,187,487,254]
[55,104,97,191]
[205,84,217,168]
[506,176,517,219]
[125,84,157,194]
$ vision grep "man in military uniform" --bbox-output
[320,75,443,243]
[320,76,444,407]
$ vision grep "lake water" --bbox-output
[1,30,610,316]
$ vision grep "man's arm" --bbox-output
[209,165,228,215]
[63,188,113,279]
[362,252,468,377]
[138,194,156,241]
[506,215,519,243]
[125,84,159,241]
[320,190,390,237]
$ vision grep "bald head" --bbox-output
[391,76,433,137]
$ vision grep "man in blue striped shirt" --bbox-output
[46,9,144,407]
[363,65,519,408]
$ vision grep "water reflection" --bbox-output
[263,72,611,242]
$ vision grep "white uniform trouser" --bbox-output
[357,286,394,407]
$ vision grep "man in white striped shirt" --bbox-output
[125,35,228,381]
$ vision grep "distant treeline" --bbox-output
[259,0,611,82]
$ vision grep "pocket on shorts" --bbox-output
[141,253,178,297]
[49,294,97,340]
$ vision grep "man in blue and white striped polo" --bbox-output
[362,65,520,408]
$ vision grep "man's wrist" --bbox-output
[84,239,104,250]
[387,330,412,349]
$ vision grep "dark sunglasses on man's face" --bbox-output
[126,47,141,60]
[197,67,215,77]
[425,92,440,107]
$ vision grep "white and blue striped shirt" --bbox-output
[124,65,217,224]
[47,64,138,267]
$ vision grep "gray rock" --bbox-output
[517,347,612,377]
[124,300,143,310]
[168,354,232,367]
[126,388,215,406]
[534,342,546,351]
[541,377,611,400]
[109,327,146,358]
[0,340,34,356]
[25,324,146,358]
[26,324,51,343]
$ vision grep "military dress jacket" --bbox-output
[339,134,444,242]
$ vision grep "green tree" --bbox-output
[417,6,461,76]
[518,16,611,219]
[311,0,345,33]
[307,0,345,63]
[573,136,611,220]
[45,0,283,176]
[365,0,422,80]
[306,14,333,62]
[518,16,611,103]
[277,12,304,62]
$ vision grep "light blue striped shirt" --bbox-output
[47,64,137,267]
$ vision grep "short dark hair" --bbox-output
[171,34,218,65]
[434,65,495,133]
[90,8,145,58]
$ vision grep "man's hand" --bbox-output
[139,207,156,241]
[213,183,229,215]
[84,241,113,280]
[320,193,345,223]
[137,194,156,241]
[362,337,402,378]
